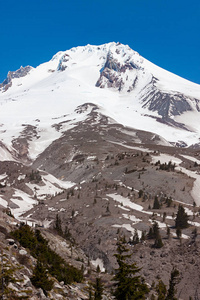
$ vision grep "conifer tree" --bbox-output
[165,268,180,300]
[31,261,53,296]
[175,205,189,229]
[153,196,160,209]
[113,237,149,299]
[93,277,104,300]
[156,280,167,300]
[54,214,63,235]
[148,222,163,248]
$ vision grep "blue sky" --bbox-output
[0,0,199,84]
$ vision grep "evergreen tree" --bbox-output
[153,196,160,209]
[113,237,149,299]
[156,280,167,300]
[88,282,93,300]
[165,268,180,300]
[148,222,163,248]
[31,261,54,296]
[54,214,63,235]
[152,222,163,248]
[93,277,104,300]
[175,205,189,229]
[167,226,171,239]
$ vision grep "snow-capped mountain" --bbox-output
[0,42,200,162]
[2,44,200,298]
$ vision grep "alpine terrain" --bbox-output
[1,42,200,299]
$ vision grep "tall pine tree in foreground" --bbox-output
[113,236,149,300]
[93,277,104,300]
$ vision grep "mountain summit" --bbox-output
[1,44,200,299]
[0,42,200,161]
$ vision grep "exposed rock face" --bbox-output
[96,49,142,91]
[140,77,200,118]
[57,53,71,71]
[0,65,32,91]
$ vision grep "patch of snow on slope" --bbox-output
[152,153,200,206]
[181,154,200,165]
[0,145,16,162]
[112,224,142,238]
[151,153,182,165]
[107,193,143,211]
[26,174,74,200]
[91,258,105,272]
[0,196,8,208]
[0,173,7,180]
[42,174,74,189]
[122,214,142,224]
[10,189,37,218]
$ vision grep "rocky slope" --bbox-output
[1,43,200,299]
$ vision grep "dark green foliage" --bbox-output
[64,225,74,244]
[156,280,167,300]
[96,265,100,273]
[0,254,24,299]
[88,282,94,300]
[138,189,143,198]
[166,197,172,208]
[31,261,53,295]
[54,215,74,244]
[154,236,164,249]
[162,212,167,222]
[54,214,63,235]
[158,161,176,171]
[11,224,83,286]
[148,222,163,248]
[165,268,180,300]
[93,277,104,300]
[29,170,42,182]
[153,196,160,209]
[113,237,149,299]
[175,205,189,229]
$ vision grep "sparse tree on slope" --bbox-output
[113,236,149,300]
[165,268,180,300]
[175,205,189,229]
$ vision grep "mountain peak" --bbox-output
[0,65,33,92]
[0,42,200,151]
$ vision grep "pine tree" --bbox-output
[148,222,163,248]
[153,222,163,248]
[54,214,63,235]
[153,196,160,209]
[165,268,180,300]
[31,260,53,296]
[113,237,149,300]
[156,280,167,300]
[93,277,104,300]
[175,205,189,229]
[167,226,171,239]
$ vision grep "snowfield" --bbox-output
[0,42,200,162]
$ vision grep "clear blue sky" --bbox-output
[0,0,200,84]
